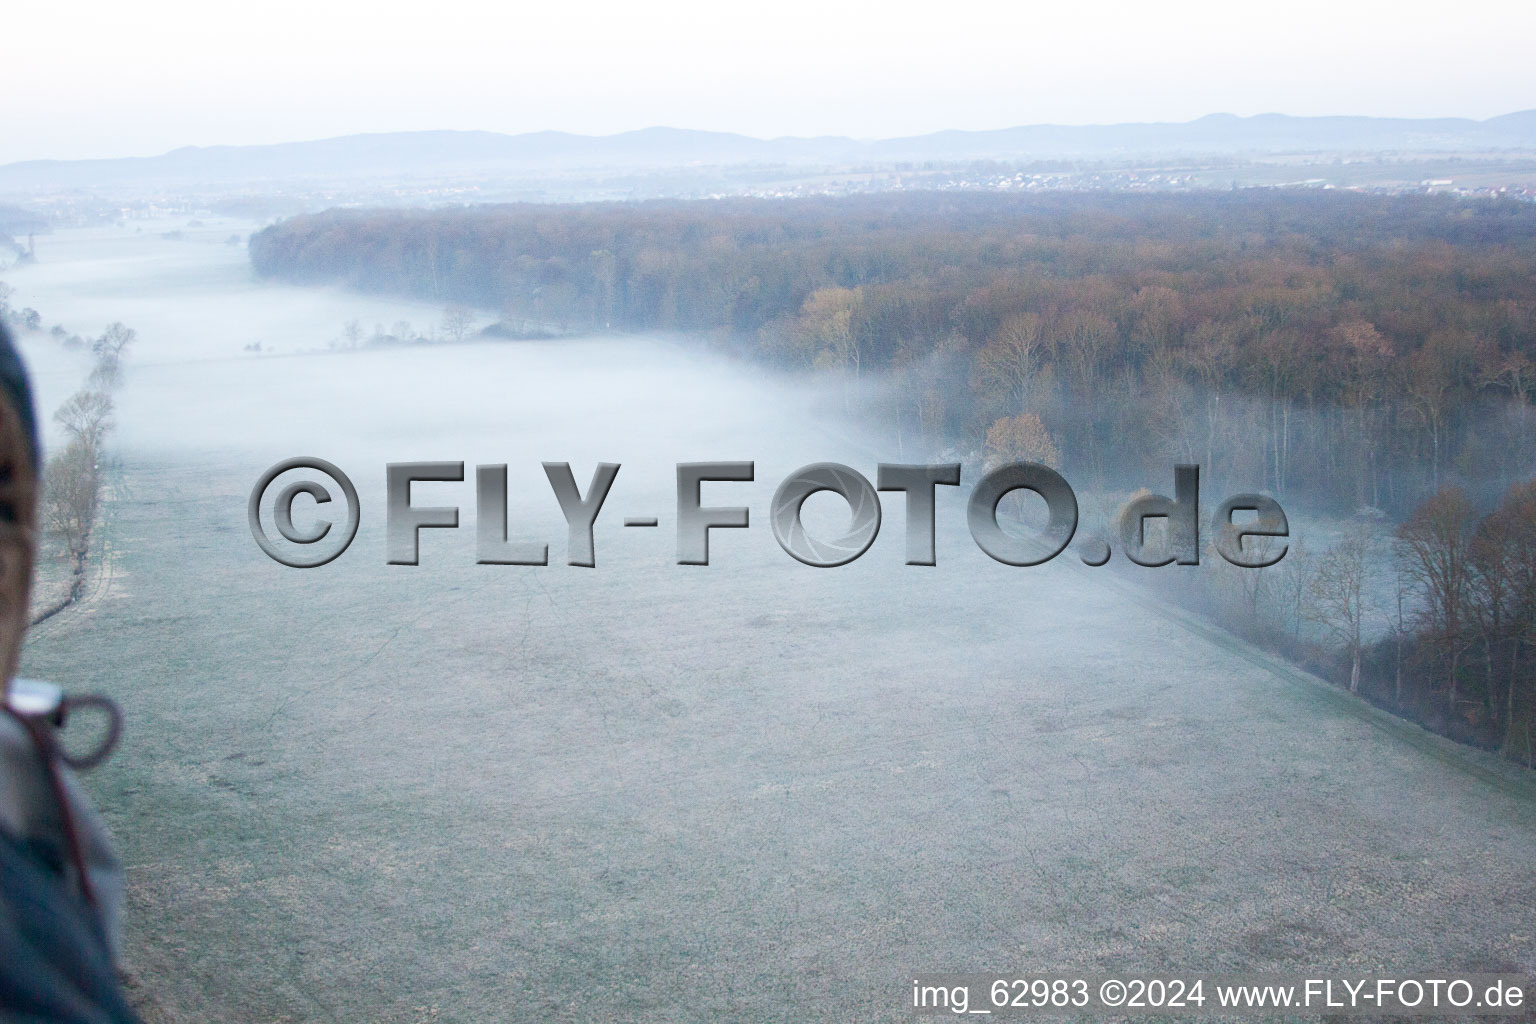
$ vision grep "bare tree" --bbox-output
[1211,530,1299,643]
[53,390,114,454]
[1306,518,1379,693]
[1397,487,1477,711]
[36,384,118,618]
[87,357,123,391]
[441,305,475,344]
[1389,559,1412,707]
[1468,481,1536,755]
[40,438,99,567]
[84,323,135,390]
[973,313,1046,412]
[92,322,135,358]
[1273,537,1315,648]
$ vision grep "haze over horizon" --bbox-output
[5,109,1536,169]
[7,0,1535,164]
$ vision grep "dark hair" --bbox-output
[0,323,39,473]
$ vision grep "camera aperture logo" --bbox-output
[248,459,1288,571]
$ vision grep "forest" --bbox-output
[249,191,1536,764]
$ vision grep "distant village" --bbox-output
[5,153,1536,233]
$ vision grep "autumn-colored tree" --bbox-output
[798,286,863,379]
[247,192,1536,519]
[984,413,1061,469]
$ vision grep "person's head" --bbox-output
[0,324,39,693]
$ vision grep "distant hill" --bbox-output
[4,112,1536,191]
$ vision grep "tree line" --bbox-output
[1392,483,1536,761]
[249,191,1536,764]
[0,283,131,618]
[250,191,1536,515]
[1202,481,1536,765]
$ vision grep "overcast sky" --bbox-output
[6,0,1535,163]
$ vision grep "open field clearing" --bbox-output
[8,226,1535,1023]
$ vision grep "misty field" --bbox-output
[8,225,1536,1022]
